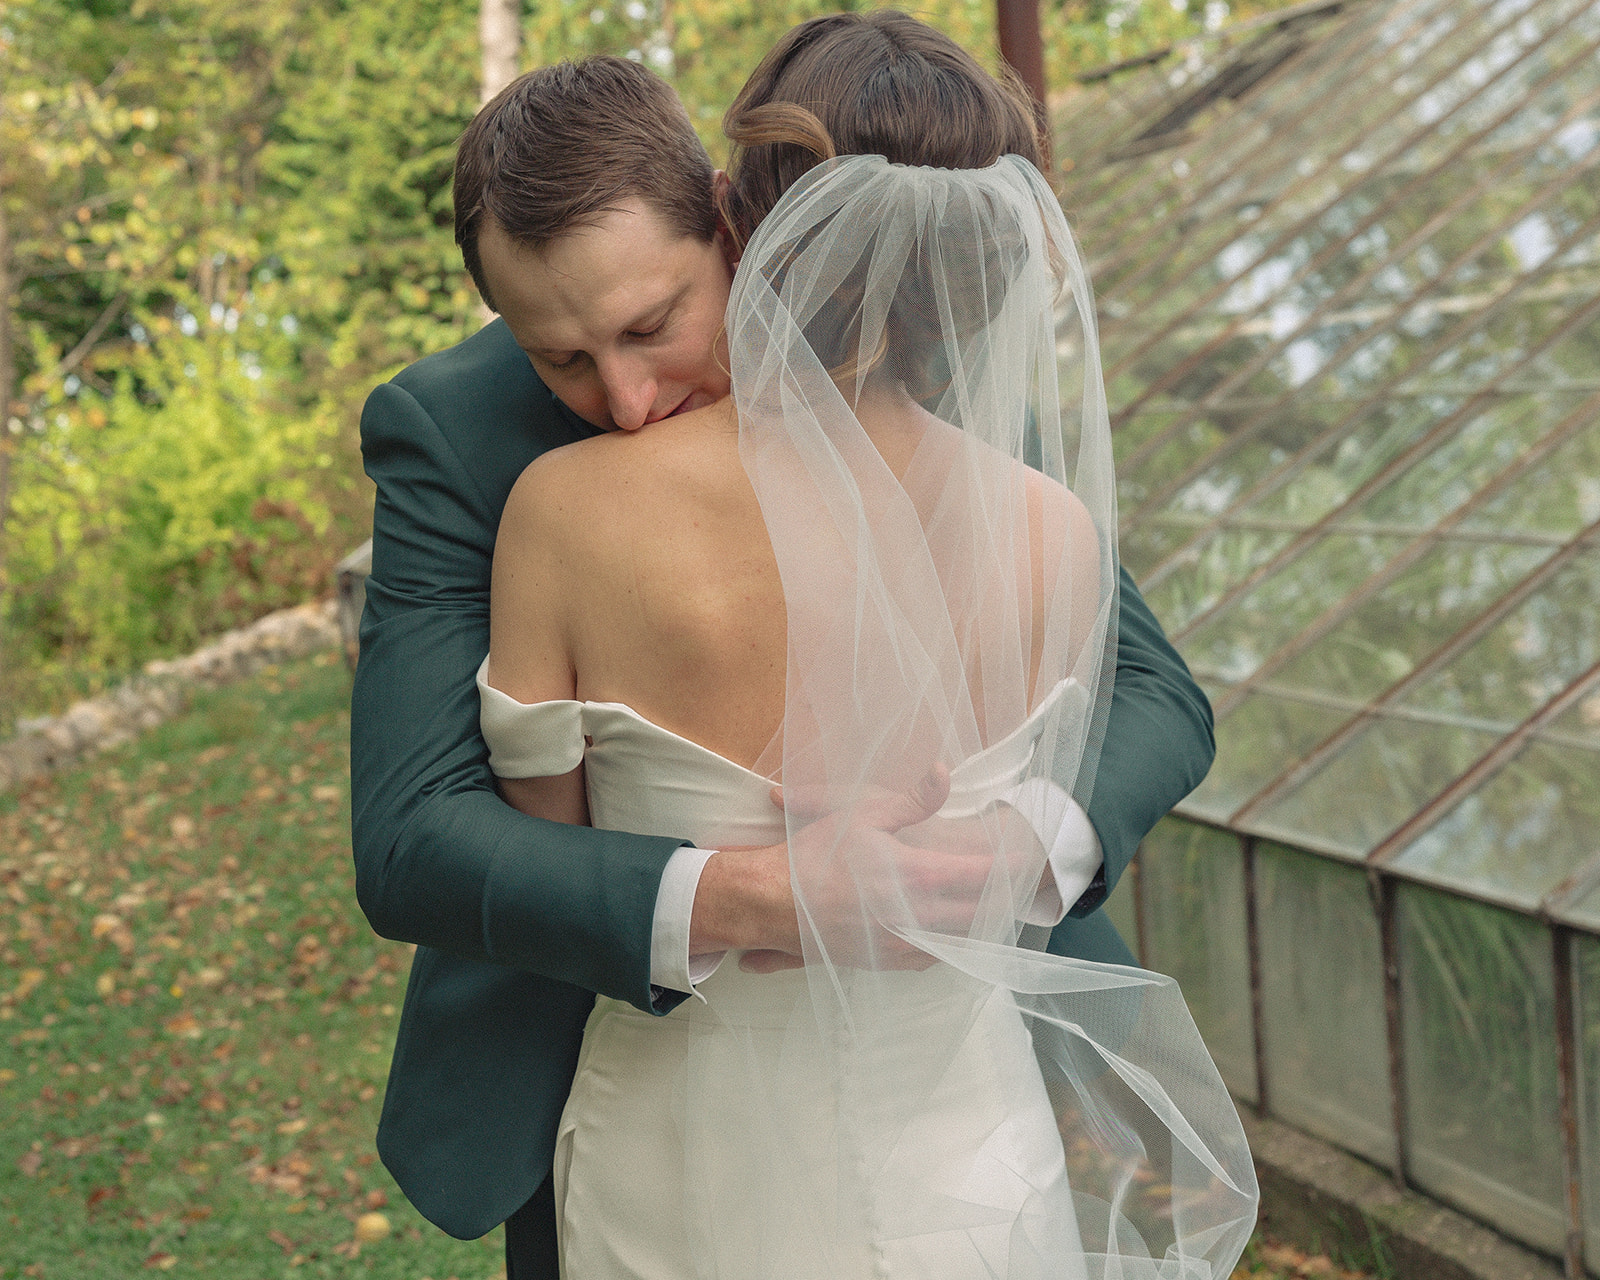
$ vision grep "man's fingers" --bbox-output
[738,949,804,974]
[769,764,952,829]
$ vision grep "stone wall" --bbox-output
[0,599,343,795]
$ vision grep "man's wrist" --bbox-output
[689,845,794,955]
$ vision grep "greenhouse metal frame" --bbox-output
[1053,0,1600,1273]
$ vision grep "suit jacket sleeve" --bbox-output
[350,353,689,1012]
[1069,567,1214,917]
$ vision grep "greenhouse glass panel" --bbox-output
[1182,692,1354,824]
[1256,844,1393,1168]
[1460,419,1600,541]
[1561,875,1600,935]
[1270,540,1556,703]
[1578,933,1600,1272]
[1398,886,1566,1255]
[1121,522,1198,585]
[1157,403,1362,523]
[1236,397,1467,524]
[1181,532,1411,684]
[1141,526,1300,637]
[1111,409,1191,458]
[1116,414,1235,512]
[1389,736,1600,908]
[1136,819,1257,1102]
[1244,718,1498,857]
[1235,400,1465,524]
[1351,394,1567,528]
[1399,546,1600,728]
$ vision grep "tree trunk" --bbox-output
[480,0,521,107]
[0,177,14,701]
[996,0,1047,107]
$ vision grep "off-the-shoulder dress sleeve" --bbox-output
[476,657,585,779]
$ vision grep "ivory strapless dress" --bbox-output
[479,668,1087,1280]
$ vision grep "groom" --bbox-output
[351,54,1212,1278]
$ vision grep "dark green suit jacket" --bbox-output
[351,318,1213,1247]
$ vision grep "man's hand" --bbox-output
[689,768,1052,973]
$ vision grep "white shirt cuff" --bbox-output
[650,846,726,999]
[1002,779,1103,928]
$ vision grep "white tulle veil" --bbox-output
[686,153,1256,1279]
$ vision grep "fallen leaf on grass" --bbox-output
[86,1185,120,1208]
[354,1211,391,1242]
[268,1228,296,1255]
[143,1253,178,1270]
[163,1012,201,1038]
[17,1151,42,1176]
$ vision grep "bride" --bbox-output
[481,12,1256,1278]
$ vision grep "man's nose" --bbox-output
[599,358,657,432]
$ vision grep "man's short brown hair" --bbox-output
[454,56,717,312]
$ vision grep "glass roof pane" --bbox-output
[1535,683,1600,748]
[1162,402,1350,523]
[1562,873,1600,932]
[1352,393,1567,526]
[1181,532,1410,683]
[1106,0,1542,321]
[1459,418,1600,539]
[1236,397,1464,523]
[1121,523,1193,583]
[1116,414,1230,511]
[1110,409,1189,458]
[1389,738,1600,908]
[1403,545,1600,725]
[1402,291,1600,396]
[1180,691,1354,823]
[1244,718,1500,857]
[1141,525,1298,634]
[1271,540,1555,702]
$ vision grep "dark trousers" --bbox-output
[504,1177,559,1280]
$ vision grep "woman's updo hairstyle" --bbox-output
[718,11,1051,402]
[717,10,1047,252]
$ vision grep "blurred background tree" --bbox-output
[1,0,1292,722]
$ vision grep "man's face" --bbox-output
[479,201,734,432]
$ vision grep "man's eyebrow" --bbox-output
[624,282,689,331]
[527,281,692,359]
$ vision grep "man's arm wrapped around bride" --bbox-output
[350,13,1249,1274]
[473,14,1258,1278]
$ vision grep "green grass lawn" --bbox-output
[0,650,1367,1280]
[1,651,501,1279]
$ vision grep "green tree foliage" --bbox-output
[2,0,1299,719]
[1,0,479,715]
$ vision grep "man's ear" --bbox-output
[712,170,741,271]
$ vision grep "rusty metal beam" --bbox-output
[1101,0,1593,399]
[1551,927,1586,1279]
[997,0,1046,106]
[1163,303,1600,659]
[1221,521,1600,829]
[1202,384,1600,725]
[1368,659,1600,867]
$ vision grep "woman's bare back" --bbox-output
[489,398,788,771]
